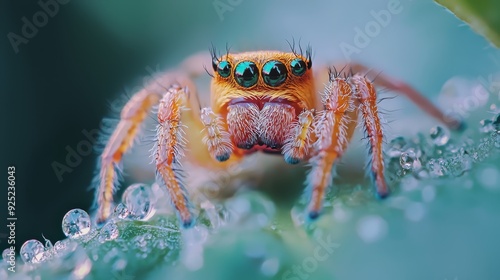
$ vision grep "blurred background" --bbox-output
[1,0,499,279]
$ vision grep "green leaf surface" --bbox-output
[436,0,500,47]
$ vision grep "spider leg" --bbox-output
[305,74,356,219]
[94,52,213,226]
[95,89,162,225]
[352,74,389,198]
[154,61,240,228]
[336,62,465,130]
[200,107,234,162]
[154,85,197,227]
[282,110,315,164]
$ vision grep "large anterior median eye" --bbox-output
[262,60,288,87]
[234,61,259,88]
[290,58,307,76]
[217,60,231,78]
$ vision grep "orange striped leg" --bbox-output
[343,62,464,130]
[352,74,389,198]
[306,74,354,219]
[154,85,197,228]
[95,90,161,225]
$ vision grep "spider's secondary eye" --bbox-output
[234,61,258,87]
[217,60,231,78]
[262,60,288,87]
[290,59,307,76]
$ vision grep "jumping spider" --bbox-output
[93,45,462,227]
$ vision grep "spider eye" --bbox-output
[216,60,231,78]
[290,59,307,76]
[234,61,258,87]
[262,60,288,87]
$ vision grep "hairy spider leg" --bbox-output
[150,81,240,228]
[155,85,197,227]
[95,88,162,225]
[282,110,315,164]
[306,73,357,219]
[94,52,242,227]
[339,62,465,130]
[352,74,389,198]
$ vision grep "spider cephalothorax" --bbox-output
[210,50,316,155]
[93,45,461,227]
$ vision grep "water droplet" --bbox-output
[61,209,91,239]
[430,126,449,146]
[54,240,65,251]
[449,154,472,177]
[493,131,500,149]
[357,215,387,243]
[20,239,45,264]
[426,159,442,177]
[122,184,156,221]
[114,203,130,220]
[387,137,407,158]
[2,248,14,264]
[98,221,119,243]
[261,258,280,277]
[400,150,416,170]
[479,119,494,133]
[47,239,76,260]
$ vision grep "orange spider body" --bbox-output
[93,47,461,227]
[211,51,317,156]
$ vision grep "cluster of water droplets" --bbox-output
[386,113,500,181]
[3,174,288,278]
[0,182,175,278]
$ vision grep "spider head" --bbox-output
[209,51,316,115]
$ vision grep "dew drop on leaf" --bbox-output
[122,184,156,221]
[61,209,91,239]
[98,221,119,243]
[400,151,416,171]
[479,119,494,133]
[430,126,449,146]
[114,203,130,220]
[20,239,45,264]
